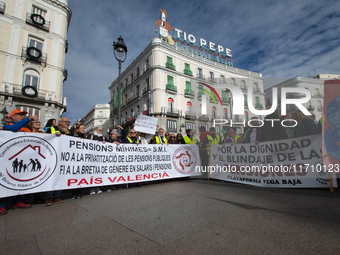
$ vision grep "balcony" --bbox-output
[314,93,323,98]
[184,89,195,97]
[184,69,192,76]
[26,13,50,32]
[208,77,216,83]
[1,82,56,102]
[143,64,150,73]
[185,111,197,119]
[0,1,5,14]
[253,88,261,93]
[197,74,205,79]
[142,85,150,94]
[166,62,175,70]
[255,103,263,109]
[126,93,140,104]
[166,107,180,116]
[22,46,47,65]
[166,84,177,92]
[198,113,209,121]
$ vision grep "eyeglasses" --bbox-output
[98,129,103,131]
[5,116,10,119]
[131,132,137,134]
[171,136,175,138]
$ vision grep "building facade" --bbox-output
[109,37,265,136]
[264,75,339,122]
[81,104,110,137]
[0,0,71,126]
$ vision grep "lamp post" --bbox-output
[113,36,127,125]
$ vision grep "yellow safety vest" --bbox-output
[206,135,220,155]
[155,136,167,144]
[224,135,241,144]
[50,126,60,134]
[183,136,197,144]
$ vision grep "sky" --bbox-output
[63,0,340,123]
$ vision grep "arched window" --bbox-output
[24,69,40,89]
[223,108,228,119]
[212,106,217,118]
[186,101,192,114]
[168,97,174,112]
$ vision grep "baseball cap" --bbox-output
[10,109,28,117]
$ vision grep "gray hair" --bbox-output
[158,128,164,132]
[94,125,103,130]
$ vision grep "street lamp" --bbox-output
[225,88,232,120]
[113,36,127,125]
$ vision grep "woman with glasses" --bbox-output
[168,134,178,144]
[124,129,138,144]
[176,133,186,144]
[27,120,44,133]
[86,125,107,195]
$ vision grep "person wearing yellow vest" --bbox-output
[202,127,220,155]
[155,128,168,144]
[46,117,70,136]
[183,129,197,144]
[124,129,138,144]
[221,126,242,145]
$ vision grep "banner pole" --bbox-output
[330,171,334,193]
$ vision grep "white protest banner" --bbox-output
[0,133,201,198]
[203,134,335,188]
[134,115,158,134]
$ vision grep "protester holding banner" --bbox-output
[73,123,86,138]
[27,120,44,133]
[221,126,242,145]
[46,117,70,136]
[183,129,198,144]
[151,128,168,144]
[86,125,108,142]
[262,109,287,142]
[108,129,121,145]
[242,117,262,144]
[176,133,185,144]
[3,109,38,132]
[291,109,317,137]
[202,127,220,155]
[168,134,178,144]
[124,129,138,144]
[138,132,149,144]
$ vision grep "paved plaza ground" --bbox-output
[1,179,340,254]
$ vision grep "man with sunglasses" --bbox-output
[3,109,38,132]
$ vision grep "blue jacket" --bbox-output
[3,118,30,132]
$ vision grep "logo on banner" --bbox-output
[173,146,197,174]
[0,136,57,190]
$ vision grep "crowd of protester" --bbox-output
[0,108,321,215]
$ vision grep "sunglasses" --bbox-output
[131,132,137,134]
[5,116,11,118]
[171,136,175,138]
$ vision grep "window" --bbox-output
[221,90,229,103]
[197,68,203,79]
[130,73,133,84]
[185,122,196,133]
[186,101,192,113]
[212,106,217,118]
[220,75,226,84]
[185,81,193,96]
[231,78,236,86]
[254,83,260,92]
[18,106,40,117]
[244,94,248,106]
[209,72,215,82]
[136,67,139,78]
[166,56,175,70]
[136,105,140,115]
[223,108,228,119]
[130,108,134,118]
[166,75,176,91]
[129,89,133,99]
[215,126,220,134]
[168,97,174,111]
[184,63,192,75]
[241,80,246,89]
[198,84,204,97]
[167,120,177,132]
[28,37,43,58]
[255,97,262,108]
[199,123,208,131]
[24,69,39,88]
[315,88,320,96]
[32,6,46,24]
[125,79,128,86]
[98,111,103,118]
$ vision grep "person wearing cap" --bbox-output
[183,129,198,144]
[3,109,38,132]
[0,109,38,215]
[242,116,263,144]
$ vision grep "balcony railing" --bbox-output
[1,82,56,102]
[0,1,5,14]
[22,46,47,65]
[197,74,205,79]
[307,106,315,111]
[184,69,192,76]
[184,89,194,96]
[241,86,247,91]
[314,93,323,97]
[253,88,261,93]
[26,13,50,32]
[126,93,140,104]
[208,77,216,83]
[255,103,263,109]
[198,113,209,120]
[166,107,180,115]
[166,84,177,92]
[166,63,175,70]
[142,85,150,94]
[185,111,197,118]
